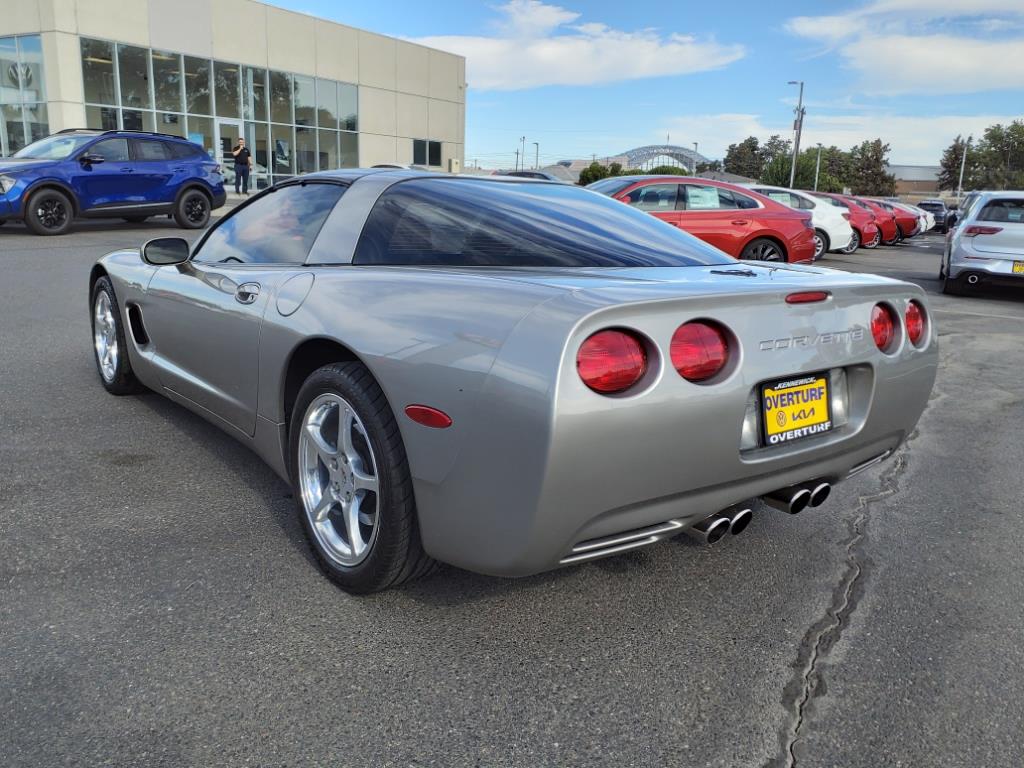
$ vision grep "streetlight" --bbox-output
[532,141,539,170]
[693,142,699,172]
[519,136,526,172]
[957,135,972,201]
[813,143,823,191]
[788,80,805,188]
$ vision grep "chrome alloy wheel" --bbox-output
[298,393,380,567]
[93,290,118,383]
[813,232,825,259]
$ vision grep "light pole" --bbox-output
[957,135,971,201]
[813,143,822,191]
[693,142,699,172]
[788,80,805,188]
[532,142,539,170]
[519,136,526,172]
[514,149,519,172]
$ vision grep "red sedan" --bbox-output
[588,176,816,263]
[810,192,881,250]
[851,197,900,245]
[872,200,919,240]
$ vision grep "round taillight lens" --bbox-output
[577,330,647,394]
[905,301,925,346]
[671,321,730,382]
[871,303,896,351]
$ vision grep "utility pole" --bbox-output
[693,142,699,172]
[788,80,805,188]
[813,143,823,191]
[532,142,539,170]
[514,149,519,172]
[519,136,526,172]
[957,135,971,201]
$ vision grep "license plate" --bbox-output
[1013,261,1024,274]
[761,374,832,445]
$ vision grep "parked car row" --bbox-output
[0,128,226,236]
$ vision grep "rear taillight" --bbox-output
[905,301,925,346]
[964,225,1002,236]
[671,321,730,382]
[871,304,897,352]
[841,212,851,221]
[577,329,647,394]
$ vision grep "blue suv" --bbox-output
[0,129,226,236]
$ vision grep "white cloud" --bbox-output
[660,112,1018,165]
[412,1,744,91]
[785,1,1024,93]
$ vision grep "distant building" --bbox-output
[888,165,941,197]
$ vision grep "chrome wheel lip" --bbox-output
[93,290,118,383]
[298,393,380,568]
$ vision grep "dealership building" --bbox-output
[0,0,466,187]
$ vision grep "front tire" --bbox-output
[842,230,860,254]
[25,188,74,236]
[173,189,211,229]
[290,362,434,594]
[813,229,829,260]
[90,276,143,395]
[740,237,786,262]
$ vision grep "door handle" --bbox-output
[120,167,134,173]
[235,283,260,304]
[731,219,750,226]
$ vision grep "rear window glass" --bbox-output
[918,202,943,212]
[353,178,733,268]
[977,199,1024,223]
[586,177,636,197]
[168,141,204,159]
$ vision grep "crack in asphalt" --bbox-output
[763,443,914,768]
[764,373,947,768]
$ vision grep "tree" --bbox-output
[723,137,761,179]
[938,135,969,192]
[758,135,792,172]
[577,161,610,186]
[849,139,895,196]
[695,160,723,173]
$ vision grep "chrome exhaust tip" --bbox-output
[807,481,831,507]
[966,273,980,285]
[728,507,753,536]
[686,514,731,545]
[764,487,812,515]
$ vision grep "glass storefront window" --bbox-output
[3,104,26,153]
[184,56,211,115]
[81,38,116,106]
[339,84,357,132]
[0,38,17,105]
[269,71,291,124]
[317,129,337,170]
[295,125,316,173]
[293,75,315,127]
[152,50,182,112]
[187,115,214,159]
[272,124,293,177]
[156,112,185,137]
[340,132,358,168]
[118,44,151,109]
[1,36,48,155]
[214,61,240,118]
[122,109,155,132]
[247,122,270,182]
[25,103,48,143]
[244,67,267,122]
[316,79,338,129]
[16,36,45,103]
[86,105,119,130]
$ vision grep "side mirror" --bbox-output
[142,237,190,266]
[80,153,106,165]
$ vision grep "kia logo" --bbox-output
[7,61,33,89]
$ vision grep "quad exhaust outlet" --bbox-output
[686,504,755,544]
[763,481,832,515]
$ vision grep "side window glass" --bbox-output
[797,195,815,210]
[131,139,170,161]
[764,190,795,207]
[622,183,678,211]
[682,184,723,210]
[88,138,130,162]
[193,182,346,265]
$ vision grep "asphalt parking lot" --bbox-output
[2,223,1022,767]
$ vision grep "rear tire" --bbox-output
[173,189,211,229]
[289,362,435,594]
[90,276,144,395]
[942,273,965,295]
[863,229,881,249]
[813,229,829,260]
[25,188,74,236]
[740,237,786,262]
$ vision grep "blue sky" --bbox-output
[278,0,1024,168]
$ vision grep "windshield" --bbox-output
[13,134,96,160]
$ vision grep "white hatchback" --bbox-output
[942,191,1024,295]
[743,184,855,260]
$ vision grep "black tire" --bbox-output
[173,188,211,229]
[289,362,435,594]
[122,216,149,224]
[863,229,881,249]
[740,237,786,262]
[842,230,860,254]
[942,272,965,296]
[24,188,74,236]
[90,276,144,395]
[813,229,829,260]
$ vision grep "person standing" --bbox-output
[231,137,253,195]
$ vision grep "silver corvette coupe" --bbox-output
[89,170,938,593]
